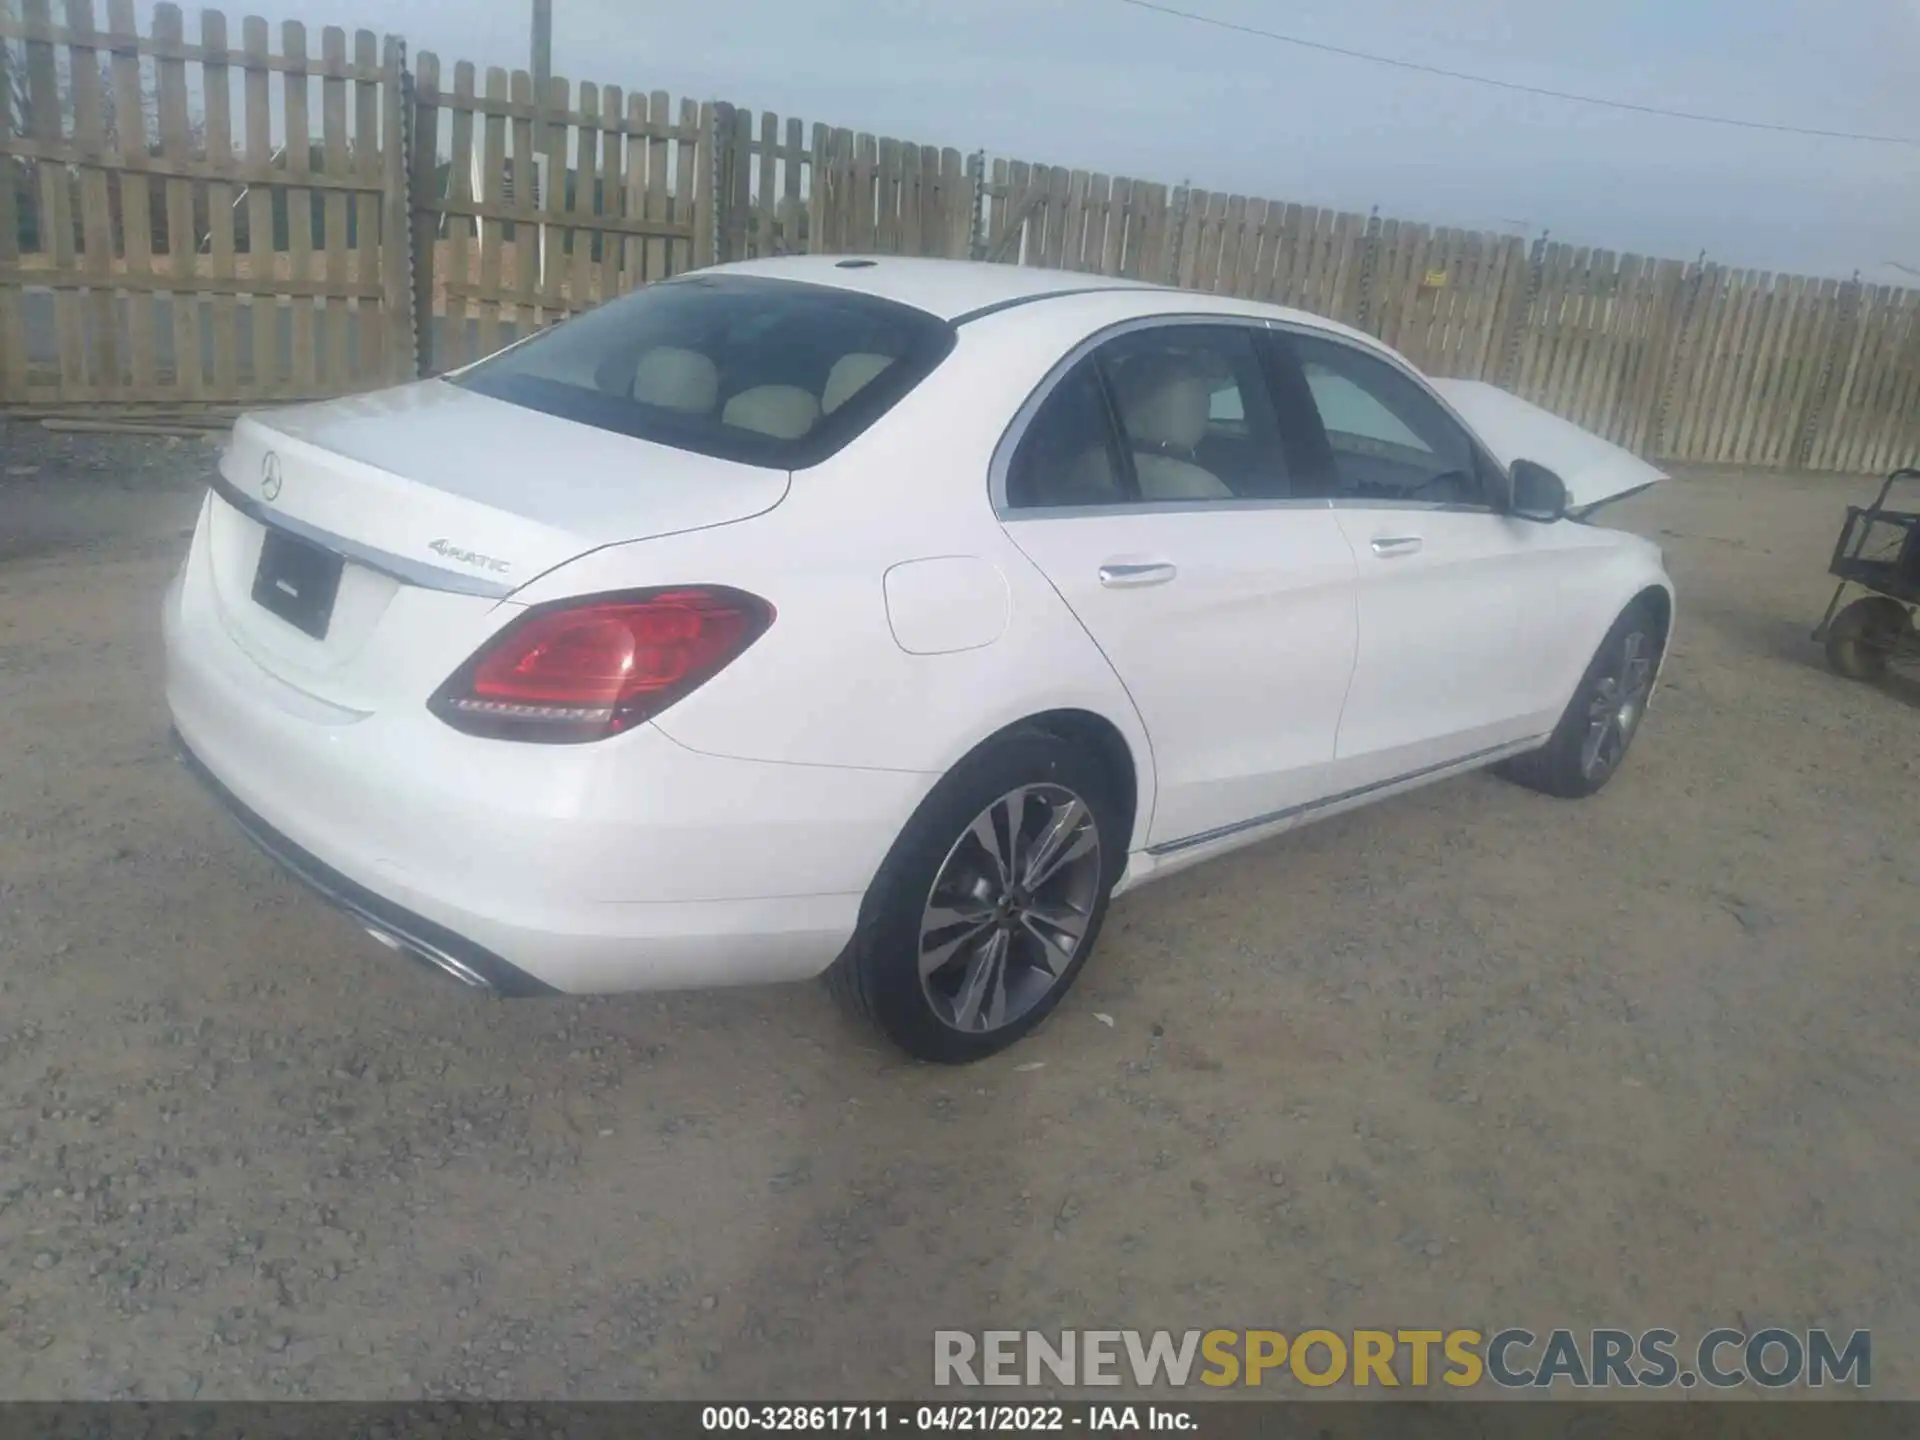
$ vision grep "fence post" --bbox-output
[383,36,421,380]
[966,149,987,261]
[1353,207,1381,333]
[407,51,440,374]
[1164,182,1191,287]
[1795,271,1861,469]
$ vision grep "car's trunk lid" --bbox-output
[1430,378,1667,515]
[202,379,788,714]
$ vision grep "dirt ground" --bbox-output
[0,419,1915,1402]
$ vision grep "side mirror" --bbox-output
[1510,460,1568,522]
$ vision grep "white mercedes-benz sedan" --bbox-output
[164,255,1674,1062]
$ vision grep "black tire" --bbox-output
[826,728,1124,1064]
[1824,596,1909,682]
[1499,599,1665,800]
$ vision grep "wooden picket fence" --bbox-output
[0,0,413,407]
[2,2,1916,472]
[409,55,713,374]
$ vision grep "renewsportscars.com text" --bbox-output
[933,1327,1871,1390]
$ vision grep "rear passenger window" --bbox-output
[1097,326,1290,502]
[1005,361,1129,509]
[1005,325,1294,511]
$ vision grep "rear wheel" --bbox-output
[1500,600,1664,799]
[828,730,1122,1063]
[1825,596,1909,682]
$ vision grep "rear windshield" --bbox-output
[451,275,955,469]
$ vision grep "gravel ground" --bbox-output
[0,417,1915,1401]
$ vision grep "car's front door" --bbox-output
[995,320,1358,851]
[1273,330,1570,792]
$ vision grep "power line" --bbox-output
[1108,0,1920,146]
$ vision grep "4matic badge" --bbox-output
[428,539,512,575]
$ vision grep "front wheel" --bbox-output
[827,730,1123,1063]
[1500,600,1664,799]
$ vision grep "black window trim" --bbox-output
[991,313,1331,519]
[450,274,960,473]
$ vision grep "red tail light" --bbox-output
[430,586,774,743]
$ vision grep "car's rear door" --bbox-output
[995,318,1359,853]
[1270,328,1573,791]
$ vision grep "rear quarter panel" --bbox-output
[506,312,1162,848]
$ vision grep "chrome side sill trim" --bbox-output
[1147,739,1540,857]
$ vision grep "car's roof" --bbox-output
[704,254,1383,351]
[706,255,1171,321]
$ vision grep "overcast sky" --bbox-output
[191,0,1919,282]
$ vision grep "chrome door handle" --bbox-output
[1370,536,1423,557]
[1098,561,1177,588]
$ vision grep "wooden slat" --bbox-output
[241,13,276,392]
[473,67,507,354]
[876,137,899,254]
[1633,260,1689,455]
[1747,276,1805,465]
[64,0,118,394]
[568,83,598,306]
[197,10,237,392]
[1816,285,1873,473]
[318,27,351,386]
[1873,299,1920,473]
[0,0,25,399]
[596,86,624,302]
[282,19,315,392]
[688,100,713,269]
[24,0,81,397]
[537,76,567,315]
[755,110,777,259]
[152,4,199,397]
[1781,277,1842,465]
[1848,292,1911,473]
[502,69,536,323]
[902,143,926,257]
[1600,255,1648,441]
[1718,272,1776,462]
[351,30,382,377]
[646,93,672,278]
[852,133,877,255]
[439,61,475,369]
[1754,275,1813,467]
[784,118,805,257]
[1813,283,1872,473]
[619,89,646,290]
[1758,274,1817,466]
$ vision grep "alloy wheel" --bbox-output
[1580,629,1655,782]
[918,784,1103,1034]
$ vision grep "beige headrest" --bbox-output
[1112,354,1210,451]
[722,385,821,440]
[633,346,718,413]
[822,353,895,414]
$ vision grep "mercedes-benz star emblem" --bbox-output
[261,453,283,502]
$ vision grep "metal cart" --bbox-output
[1813,467,1920,681]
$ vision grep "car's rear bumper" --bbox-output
[162,539,934,996]
[172,729,556,996]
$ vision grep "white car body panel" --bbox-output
[1429,377,1669,512]
[164,256,1674,1000]
[1004,506,1357,849]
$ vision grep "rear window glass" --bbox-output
[451,275,956,469]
